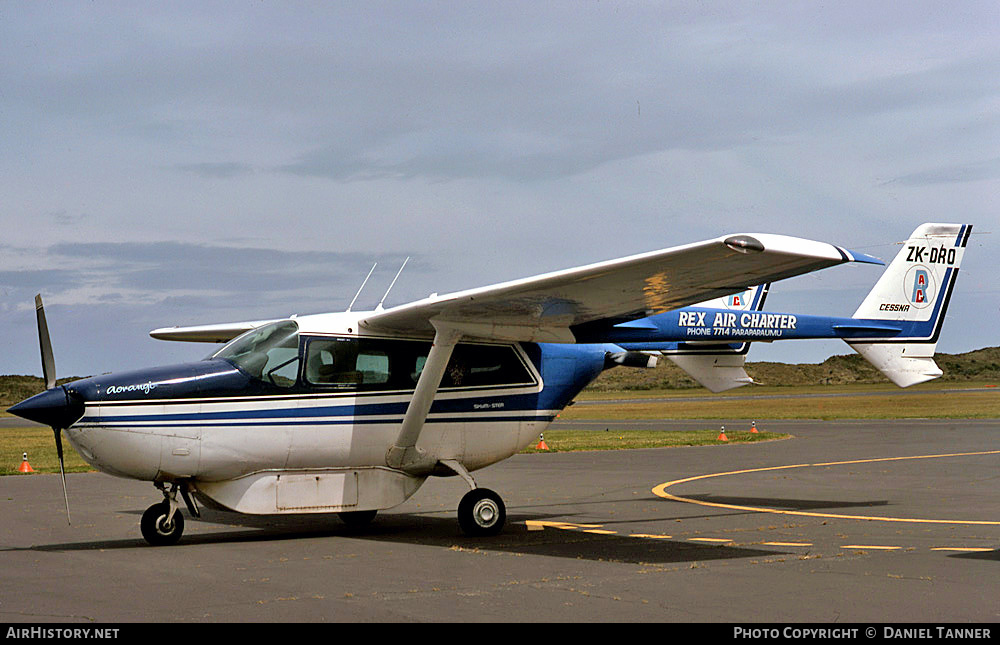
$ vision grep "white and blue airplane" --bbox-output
[7,223,969,545]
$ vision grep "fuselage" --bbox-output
[11,297,926,514]
[16,300,921,488]
[49,322,607,486]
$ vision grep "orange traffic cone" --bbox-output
[750,421,758,434]
[717,426,728,442]
[535,434,549,450]
[18,452,35,473]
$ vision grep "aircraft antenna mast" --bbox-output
[347,262,377,312]
[377,257,409,311]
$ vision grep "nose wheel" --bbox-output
[141,482,197,546]
[141,501,184,546]
[458,488,506,536]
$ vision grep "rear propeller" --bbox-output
[33,294,72,525]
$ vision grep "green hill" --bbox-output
[0,375,86,413]
[581,346,1000,392]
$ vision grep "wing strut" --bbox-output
[385,322,462,475]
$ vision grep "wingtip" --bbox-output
[844,248,885,266]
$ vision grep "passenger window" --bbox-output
[356,351,389,385]
[306,339,361,387]
[441,343,534,388]
[303,337,534,391]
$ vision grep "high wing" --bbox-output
[359,232,880,342]
[150,318,285,343]
[149,231,880,344]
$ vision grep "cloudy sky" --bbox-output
[1,2,997,378]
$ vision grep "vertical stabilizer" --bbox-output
[847,223,970,387]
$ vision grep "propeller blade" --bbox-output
[35,294,57,391]
[54,428,72,525]
[34,294,71,524]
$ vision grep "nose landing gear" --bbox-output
[141,482,199,546]
[140,501,184,546]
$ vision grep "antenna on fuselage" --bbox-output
[347,262,377,312]
[376,257,409,312]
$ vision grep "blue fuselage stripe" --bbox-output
[80,414,555,428]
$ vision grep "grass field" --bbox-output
[519,429,784,453]
[4,382,996,475]
[567,382,1000,420]
[1,427,93,475]
[0,425,786,473]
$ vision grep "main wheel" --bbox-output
[458,488,505,537]
[141,502,184,546]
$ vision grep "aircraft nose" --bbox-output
[7,386,85,429]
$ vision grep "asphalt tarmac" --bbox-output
[1,418,997,623]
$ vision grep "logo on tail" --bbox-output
[905,265,934,308]
[726,290,750,308]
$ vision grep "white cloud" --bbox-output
[1,2,996,375]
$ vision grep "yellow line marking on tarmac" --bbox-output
[630,534,673,539]
[930,547,996,552]
[525,521,604,531]
[523,523,992,554]
[652,450,1000,526]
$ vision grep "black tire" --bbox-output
[338,510,378,527]
[458,488,505,537]
[140,502,184,546]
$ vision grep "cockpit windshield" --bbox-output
[211,320,300,387]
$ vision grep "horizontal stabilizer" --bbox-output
[667,353,754,393]
[849,343,942,388]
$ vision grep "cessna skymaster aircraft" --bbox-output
[8,223,969,545]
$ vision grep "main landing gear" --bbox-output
[442,459,506,537]
[458,488,506,537]
[141,482,199,546]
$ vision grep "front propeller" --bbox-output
[6,295,77,524]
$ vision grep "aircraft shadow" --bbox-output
[208,511,788,565]
[680,494,891,512]
[490,515,785,564]
[949,549,1000,562]
[14,507,788,565]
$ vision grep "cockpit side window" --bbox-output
[212,321,301,387]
